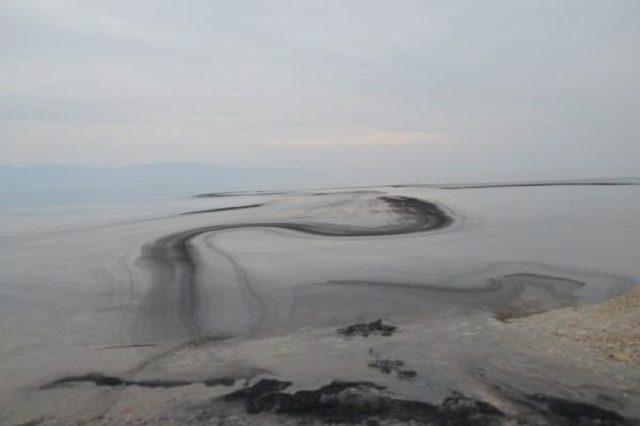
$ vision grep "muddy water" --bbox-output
[0,182,639,424]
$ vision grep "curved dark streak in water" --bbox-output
[319,273,586,320]
[137,196,453,340]
[202,237,267,337]
[440,182,637,189]
[196,190,289,198]
[181,203,265,216]
[322,273,584,294]
[390,181,637,190]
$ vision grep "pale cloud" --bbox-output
[3,0,182,47]
[268,131,447,147]
[1,1,639,183]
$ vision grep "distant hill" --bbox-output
[0,163,315,207]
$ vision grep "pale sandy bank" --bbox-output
[514,286,640,364]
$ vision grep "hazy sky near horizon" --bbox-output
[1,1,639,184]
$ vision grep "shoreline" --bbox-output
[513,286,640,365]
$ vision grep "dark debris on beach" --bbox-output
[337,319,397,337]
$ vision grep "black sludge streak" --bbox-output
[379,195,452,231]
[367,358,404,374]
[41,373,184,389]
[480,378,639,425]
[338,319,397,337]
[526,393,635,426]
[388,180,637,189]
[367,357,417,380]
[222,380,637,425]
[41,373,241,390]
[223,379,293,414]
[440,182,637,190]
[437,392,505,425]
[180,203,265,216]
[222,379,506,424]
[195,190,287,198]
[397,369,418,379]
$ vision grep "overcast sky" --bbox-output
[1,1,639,184]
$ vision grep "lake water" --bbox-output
[1,181,639,424]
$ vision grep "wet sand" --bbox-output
[1,182,639,425]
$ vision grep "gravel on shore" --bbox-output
[515,287,640,364]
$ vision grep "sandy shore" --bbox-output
[514,287,640,365]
